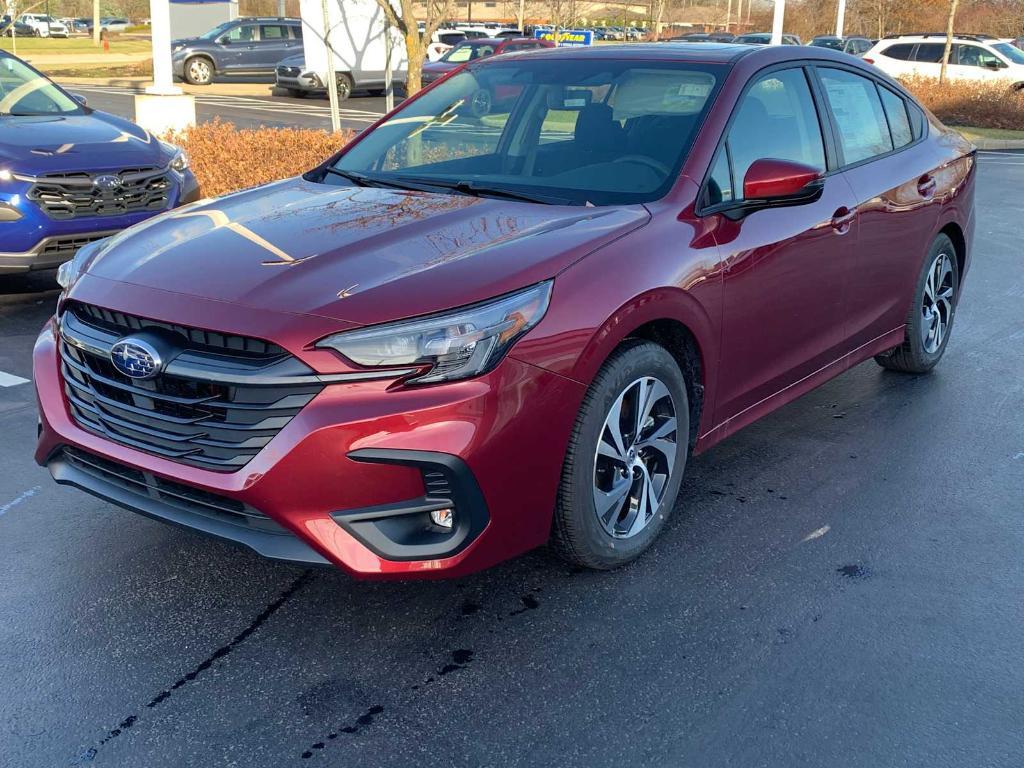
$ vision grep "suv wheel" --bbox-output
[335,73,354,101]
[552,341,689,570]
[184,56,214,86]
[875,233,960,373]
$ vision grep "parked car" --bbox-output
[810,35,874,56]
[421,37,555,86]
[34,43,974,580]
[18,14,69,38]
[1,16,36,37]
[0,51,200,274]
[863,33,1024,86]
[87,17,130,34]
[171,17,302,85]
[735,32,802,45]
[426,29,469,62]
[667,32,735,43]
[275,52,407,100]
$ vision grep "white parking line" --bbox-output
[0,486,40,518]
[0,371,29,387]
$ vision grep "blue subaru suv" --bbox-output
[0,51,200,274]
[172,17,302,85]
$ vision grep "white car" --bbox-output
[864,33,1024,88]
[18,14,69,38]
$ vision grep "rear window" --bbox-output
[878,87,913,148]
[914,43,946,63]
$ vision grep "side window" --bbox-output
[878,87,913,148]
[706,148,733,206]
[290,25,303,39]
[260,25,289,41]
[726,68,826,196]
[955,44,1002,68]
[914,43,946,63]
[225,24,257,43]
[881,44,915,60]
[819,68,893,164]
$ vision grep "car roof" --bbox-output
[509,42,753,63]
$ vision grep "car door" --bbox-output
[257,23,292,73]
[218,23,258,73]
[950,43,1008,83]
[814,66,941,349]
[708,66,859,423]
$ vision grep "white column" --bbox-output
[134,0,196,134]
[835,0,846,38]
[770,0,785,45]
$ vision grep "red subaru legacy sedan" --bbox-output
[34,44,974,579]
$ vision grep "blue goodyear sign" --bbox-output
[534,29,593,47]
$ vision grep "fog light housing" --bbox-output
[430,508,454,529]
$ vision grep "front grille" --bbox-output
[277,65,300,77]
[61,446,285,533]
[28,166,172,221]
[40,232,116,260]
[58,303,324,472]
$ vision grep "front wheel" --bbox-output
[875,233,960,373]
[552,341,689,570]
[183,56,214,85]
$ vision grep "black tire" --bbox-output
[552,340,689,570]
[286,88,306,98]
[334,73,354,101]
[183,56,214,86]
[368,88,386,97]
[875,233,960,374]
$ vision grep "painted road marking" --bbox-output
[0,371,29,387]
[0,486,40,518]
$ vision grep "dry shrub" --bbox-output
[164,119,354,198]
[900,76,1024,131]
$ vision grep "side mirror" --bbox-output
[72,92,87,106]
[714,158,824,220]
[984,59,1004,69]
[217,36,231,45]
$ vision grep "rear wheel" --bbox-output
[183,56,214,85]
[334,73,354,101]
[552,341,689,570]
[875,233,959,373]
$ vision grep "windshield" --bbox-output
[812,38,844,50]
[200,21,235,40]
[328,59,723,206]
[992,42,1024,65]
[0,55,81,116]
[441,42,497,63]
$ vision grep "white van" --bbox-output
[297,0,407,100]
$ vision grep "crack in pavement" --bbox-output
[74,570,314,763]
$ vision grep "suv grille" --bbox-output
[61,446,285,533]
[28,167,172,221]
[277,65,300,77]
[58,302,324,472]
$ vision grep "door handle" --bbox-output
[917,174,937,198]
[831,206,855,234]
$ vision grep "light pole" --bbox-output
[770,0,785,45]
[133,0,196,134]
[835,0,846,37]
[321,0,342,133]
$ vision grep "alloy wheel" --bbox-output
[921,251,954,354]
[189,59,212,84]
[593,376,678,539]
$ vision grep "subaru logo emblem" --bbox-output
[110,337,163,380]
[94,174,121,192]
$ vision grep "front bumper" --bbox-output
[275,69,324,94]
[34,310,585,579]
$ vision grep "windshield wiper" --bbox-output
[415,178,576,206]
[322,168,452,194]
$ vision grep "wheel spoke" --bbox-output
[594,477,630,530]
[602,393,628,460]
[636,378,670,442]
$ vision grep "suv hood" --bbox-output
[84,176,649,326]
[0,111,168,174]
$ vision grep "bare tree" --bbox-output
[940,0,959,84]
[373,0,456,96]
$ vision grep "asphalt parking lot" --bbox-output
[1,152,1022,767]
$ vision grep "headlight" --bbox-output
[0,169,12,182]
[56,239,106,291]
[161,141,189,173]
[316,281,552,384]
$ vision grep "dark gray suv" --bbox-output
[172,17,302,85]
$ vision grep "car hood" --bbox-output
[278,53,305,67]
[424,61,460,74]
[84,176,649,326]
[0,111,169,174]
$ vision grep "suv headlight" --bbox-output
[316,281,552,384]
[161,141,189,173]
